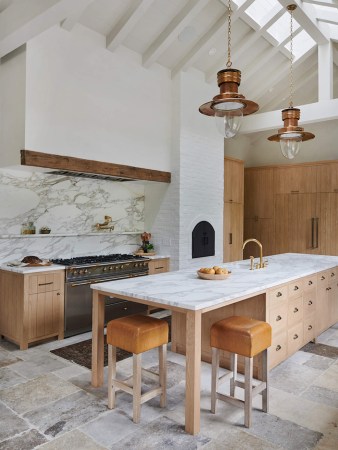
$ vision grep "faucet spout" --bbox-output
[243,238,264,269]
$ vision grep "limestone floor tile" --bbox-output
[8,353,70,379]
[269,386,338,433]
[146,360,186,388]
[0,349,22,368]
[53,364,89,380]
[287,350,314,365]
[300,385,338,409]
[0,428,47,450]
[312,362,338,393]
[37,429,106,450]
[242,410,323,450]
[0,402,29,442]
[314,425,338,450]
[269,359,324,395]
[202,424,281,450]
[110,415,210,450]
[0,373,80,414]
[24,390,107,438]
[303,354,335,371]
[316,329,337,345]
[0,366,27,389]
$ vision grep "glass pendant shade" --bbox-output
[280,133,302,159]
[215,109,243,138]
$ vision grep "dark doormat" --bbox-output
[51,315,171,370]
[300,342,338,359]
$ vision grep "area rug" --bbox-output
[51,315,171,370]
[300,342,338,359]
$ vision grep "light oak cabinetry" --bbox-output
[245,160,338,258]
[316,268,338,334]
[148,258,170,275]
[0,270,64,350]
[244,167,275,259]
[224,157,244,262]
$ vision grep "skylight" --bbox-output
[267,11,300,43]
[284,30,316,60]
[245,0,280,26]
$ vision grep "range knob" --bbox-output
[134,263,139,268]
[120,265,124,269]
[84,269,88,274]
[109,266,113,270]
[115,265,120,270]
[103,267,108,272]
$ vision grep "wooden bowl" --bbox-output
[197,271,231,280]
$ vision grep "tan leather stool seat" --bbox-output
[107,314,169,354]
[210,316,272,428]
[210,316,272,357]
[107,314,169,424]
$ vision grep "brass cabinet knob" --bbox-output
[293,307,299,313]
[321,276,325,280]
[308,280,313,285]
[308,325,313,330]
[276,292,282,297]
[293,334,299,340]
[276,315,282,321]
[308,300,313,305]
[294,285,299,290]
[276,345,282,351]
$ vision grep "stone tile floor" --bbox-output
[0,323,337,450]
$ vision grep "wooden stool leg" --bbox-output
[244,356,253,428]
[230,353,237,397]
[133,353,142,423]
[159,344,167,407]
[262,348,269,413]
[211,347,219,413]
[108,345,116,409]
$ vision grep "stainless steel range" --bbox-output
[52,254,150,337]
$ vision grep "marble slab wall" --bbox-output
[0,169,145,262]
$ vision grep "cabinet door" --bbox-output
[328,193,338,256]
[243,218,275,259]
[244,168,274,219]
[224,202,243,262]
[274,166,317,194]
[224,158,244,204]
[317,162,338,193]
[28,290,61,340]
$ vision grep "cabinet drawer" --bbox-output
[328,268,337,284]
[303,314,316,343]
[288,280,303,298]
[269,331,287,369]
[287,296,303,328]
[267,285,288,308]
[148,259,169,275]
[288,323,304,355]
[303,292,316,316]
[28,273,62,294]
[269,304,288,335]
[317,270,330,287]
[303,275,317,291]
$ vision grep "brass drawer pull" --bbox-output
[291,190,299,193]
[276,345,282,351]
[276,292,282,297]
[308,300,313,306]
[38,282,54,286]
[155,266,164,270]
[308,325,313,330]
[321,276,325,280]
[293,285,299,291]
[293,334,299,340]
[308,280,313,285]
[293,307,299,313]
[276,315,282,321]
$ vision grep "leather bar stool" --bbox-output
[107,314,169,423]
[210,316,272,428]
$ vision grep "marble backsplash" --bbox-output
[0,168,145,262]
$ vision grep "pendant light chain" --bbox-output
[226,0,232,68]
[289,6,295,108]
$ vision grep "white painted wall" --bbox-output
[24,25,172,172]
[0,46,26,167]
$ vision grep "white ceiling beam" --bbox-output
[172,0,254,77]
[278,0,329,44]
[330,26,338,40]
[143,0,208,68]
[302,0,338,8]
[61,0,95,31]
[318,41,333,100]
[240,98,338,134]
[0,0,90,58]
[106,0,154,52]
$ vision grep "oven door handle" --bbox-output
[69,273,147,287]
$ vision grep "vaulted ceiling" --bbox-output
[0,0,337,123]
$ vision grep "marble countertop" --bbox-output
[91,253,338,311]
[0,263,65,273]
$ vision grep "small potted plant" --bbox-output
[141,232,154,253]
[39,226,51,234]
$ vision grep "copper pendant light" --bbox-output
[199,0,259,138]
[268,5,315,159]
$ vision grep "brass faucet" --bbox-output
[242,238,266,269]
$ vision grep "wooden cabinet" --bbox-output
[274,165,317,194]
[224,157,244,262]
[0,270,64,349]
[317,161,338,193]
[244,218,275,259]
[224,157,244,203]
[223,202,243,262]
[148,258,170,275]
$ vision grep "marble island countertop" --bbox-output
[0,263,66,273]
[91,253,338,311]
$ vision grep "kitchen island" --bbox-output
[91,253,338,435]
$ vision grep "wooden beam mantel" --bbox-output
[20,150,171,183]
